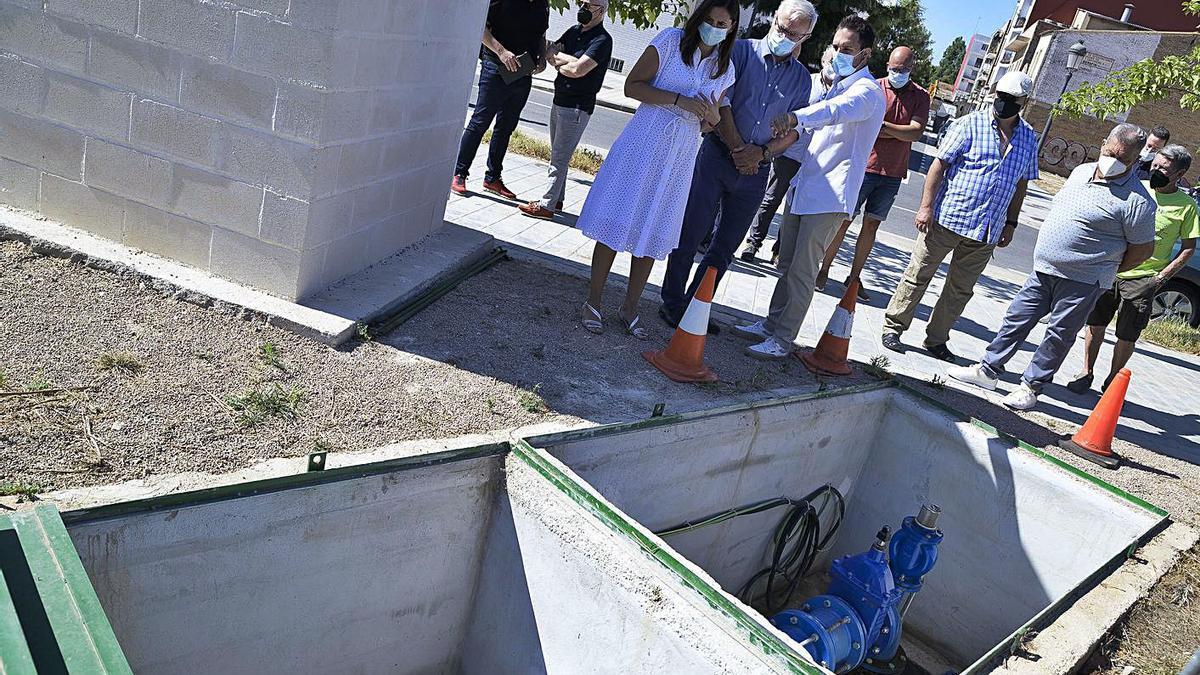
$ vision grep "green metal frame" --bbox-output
[0,505,131,674]
[34,380,1167,675]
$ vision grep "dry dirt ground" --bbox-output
[0,240,869,493]
[2,239,1197,670]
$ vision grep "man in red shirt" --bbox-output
[816,46,930,300]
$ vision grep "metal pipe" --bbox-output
[916,503,941,529]
[797,634,819,648]
[899,594,916,617]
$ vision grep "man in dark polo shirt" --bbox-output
[815,45,929,301]
[519,1,612,219]
[451,0,550,200]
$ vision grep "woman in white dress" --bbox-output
[576,0,740,339]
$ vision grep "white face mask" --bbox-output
[1097,155,1128,178]
[887,69,910,88]
[1139,145,1156,162]
[767,28,797,57]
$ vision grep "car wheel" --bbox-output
[1152,280,1200,328]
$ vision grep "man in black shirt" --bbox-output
[518,1,612,219]
[1136,125,1170,179]
[452,0,550,200]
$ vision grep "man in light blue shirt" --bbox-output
[882,71,1040,362]
[949,124,1156,410]
[659,0,817,330]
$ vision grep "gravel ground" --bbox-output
[0,241,866,493]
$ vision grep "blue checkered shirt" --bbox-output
[934,111,1040,244]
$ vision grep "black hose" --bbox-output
[652,485,845,615]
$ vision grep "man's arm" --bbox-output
[878,120,925,142]
[1156,239,1196,281]
[1118,242,1156,272]
[482,27,520,72]
[997,179,1028,247]
[789,82,883,131]
[551,53,600,78]
[914,158,947,232]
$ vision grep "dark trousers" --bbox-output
[455,59,533,182]
[661,136,770,317]
[745,155,800,254]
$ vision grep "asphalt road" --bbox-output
[465,87,1045,275]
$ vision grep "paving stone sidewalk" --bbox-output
[446,150,1200,466]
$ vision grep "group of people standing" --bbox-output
[454,0,1198,412]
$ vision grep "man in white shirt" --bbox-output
[733,15,887,359]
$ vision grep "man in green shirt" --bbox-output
[1071,145,1199,393]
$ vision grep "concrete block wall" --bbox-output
[0,0,489,300]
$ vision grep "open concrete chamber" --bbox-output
[529,383,1167,672]
[60,445,805,674]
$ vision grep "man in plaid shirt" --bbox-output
[881,71,1040,362]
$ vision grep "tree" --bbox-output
[547,0,688,30]
[933,37,967,84]
[1057,0,1200,119]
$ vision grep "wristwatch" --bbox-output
[758,144,774,166]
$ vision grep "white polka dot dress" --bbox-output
[577,28,736,260]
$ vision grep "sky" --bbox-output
[922,0,1017,61]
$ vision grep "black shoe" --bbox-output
[881,333,904,353]
[1102,372,1116,392]
[739,248,758,262]
[658,305,680,329]
[1066,372,1093,394]
[924,342,958,363]
[852,280,871,302]
[708,318,721,335]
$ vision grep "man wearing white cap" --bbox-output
[881,71,1041,362]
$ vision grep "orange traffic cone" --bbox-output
[799,278,859,377]
[1059,368,1131,469]
[644,267,718,383]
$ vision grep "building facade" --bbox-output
[952,34,991,101]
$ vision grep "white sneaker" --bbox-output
[947,364,998,391]
[745,336,793,360]
[1003,383,1038,411]
[732,320,771,341]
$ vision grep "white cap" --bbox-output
[996,71,1033,97]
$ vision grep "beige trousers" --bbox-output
[765,211,849,343]
[882,223,995,346]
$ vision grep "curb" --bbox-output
[529,79,638,115]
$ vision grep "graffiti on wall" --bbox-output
[1041,136,1100,171]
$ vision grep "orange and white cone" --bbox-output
[1059,368,1131,469]
[799,278,859,377]
[644,267,718,383]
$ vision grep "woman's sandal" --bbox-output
[620,313,649,341]
[581,302,603,334]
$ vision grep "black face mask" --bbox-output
[577,7,593,24]
[993,95,1021,119]
[1149,169,1172,189]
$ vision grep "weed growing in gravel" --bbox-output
[97,352,143,375]
[485,397,498,414]
[258,342,287,371]
[0,370,8,390]
[28,371,51,391]
[516,385,548,414]
[225,384,305,427]
[0,481,42,501]
[864,355,893,380]
[313,439,334,453]
[193,350,215,362]
[356,323,373,342]
[928,374,946,390]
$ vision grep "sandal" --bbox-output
[581,302,603,334]
[620,313,650,341]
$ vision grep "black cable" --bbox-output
[652,485,845,615]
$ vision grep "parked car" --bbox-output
[1154,241,1200,327]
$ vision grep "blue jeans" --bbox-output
[981,272,1104,391]
[455,60,533,182]
[661,136,770,317]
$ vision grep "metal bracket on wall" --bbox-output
[307,451,328,472]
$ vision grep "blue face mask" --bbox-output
[887,69,910,88]
[698,22,728,47]
[767,28,797,57]
[832,50,858,77]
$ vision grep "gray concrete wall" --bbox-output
[541,388,1161,668]
[0,0,486,300]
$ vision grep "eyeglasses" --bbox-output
[774,21,811,43]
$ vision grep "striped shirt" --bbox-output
[934,111,1040,244]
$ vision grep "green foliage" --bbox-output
[0,481,42,501]
[1056,0,1200,118]
[97,352,143,375]
[225,384,305,427]
[934,36,967,84]
[547,0,690,30]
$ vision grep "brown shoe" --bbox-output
[555,200,564,211]
[450,175,468,196]
[519,201,555,219]
[483,178,517,200]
